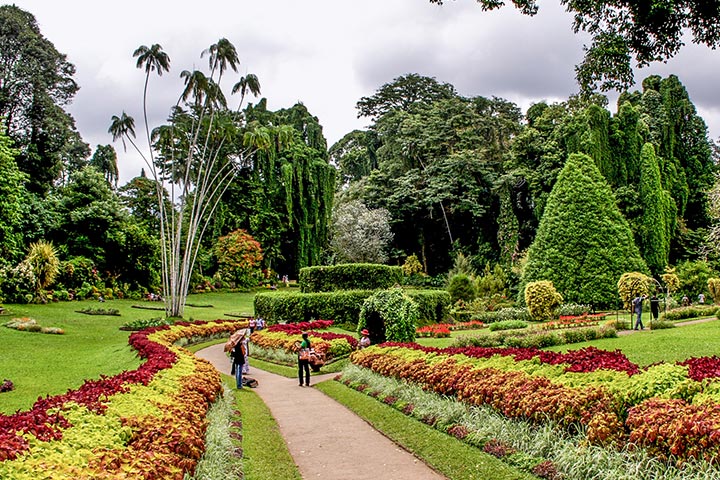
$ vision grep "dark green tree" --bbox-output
[356,73,456,120]
[89,145,119,187]
[0,126,27,264]
[0,5,89,194]
[521,153,648,307]
[638,143,675,275]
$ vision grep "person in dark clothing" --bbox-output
[650,294,661,322]
[632,294,646,330]
[298,332,311,387]
[230,336,246,389]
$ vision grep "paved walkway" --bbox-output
[196,344,446,480]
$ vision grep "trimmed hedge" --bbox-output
[254,289,450,326]
[451,325,617,349]
[299,264,403,293]
[659,304,719,321]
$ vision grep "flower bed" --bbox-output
[252,320,357,359]
[416,321,485,338]
[350,343,720,462]
[0,318,248,478]
[540,313,608,330]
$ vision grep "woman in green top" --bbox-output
[298,332,311,386]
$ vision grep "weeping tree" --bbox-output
[109,39,271,317]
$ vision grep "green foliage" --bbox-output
[638,143,674,275]
[254,288,448,326]
[447,274,476,304]
[661,268,681,295]
[617,272,652,310]
[451,325,617,349]
[488,320,529,332]
[521,153,648,307]
[358,287,418,343]
[446,252,476,280]
[254,289,372,325]
[214,229,263,289]
[0,128,27,264]
[476,264,508,298]
[660,305,719,321]
[0,5,89,194]
[299,264,402,293]
[401,254,424,276]
[676,260,716,298]
[330,199,393,264]
[524,281,562,321]
[55,256,96,291]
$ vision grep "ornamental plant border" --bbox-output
[0,318,249,478]
[350,343,720,462]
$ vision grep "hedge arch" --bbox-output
[357,287,418,344]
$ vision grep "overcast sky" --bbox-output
[12,0,720,184]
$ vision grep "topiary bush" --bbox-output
[447,273,476,304]
[357,287,418,344]
[524,281,562,321]
[299,264,402,293]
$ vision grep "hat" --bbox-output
[361,329,369,336]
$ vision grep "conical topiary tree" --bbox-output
[520,153,648,308]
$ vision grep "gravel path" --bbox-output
[196,344,446,480]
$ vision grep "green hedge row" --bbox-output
[299,264,403,293]
[451,325,617,349]
[659,304,719,321]
[254,289,450,326]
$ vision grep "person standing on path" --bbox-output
[230,334,247,389]
[298,332,311,387]
[633,294,646,330]
[650,293,660,322]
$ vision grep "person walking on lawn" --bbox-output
[633,294,646,330]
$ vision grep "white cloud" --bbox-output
[13,0,720,183]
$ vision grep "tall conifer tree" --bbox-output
[521,153,648,307]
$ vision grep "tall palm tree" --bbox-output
[232,73,261,109]
[202,38,239,83]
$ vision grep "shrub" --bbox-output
[708,277,720,303]
[659,305,719,321]
[0,261,36,304]
[524,281,562,321]
[358,287,418,343]
[401,254,424,276]
[476,264,508,298]
[254,289,448,326]
[447,273,476,303]
[299,264,402,293]
[557,303,592,316]
[26,240,60,301]
[214,229,264,289]
[472,307,531,324]
[55,256,96,290]
[488,320,528,332]
[676,260,715,299]
[617,271,652,310]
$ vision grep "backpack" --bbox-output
[242,376,259,388]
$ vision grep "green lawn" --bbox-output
[0,291,256,414]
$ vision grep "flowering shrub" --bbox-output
[540,313,607,330]
[0,318,248,477]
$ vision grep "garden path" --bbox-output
[197,344,446,480]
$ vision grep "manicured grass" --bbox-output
[226,375,302,480]
[0,291,257,414]
[316,380,537,480]
[546,318,720,366]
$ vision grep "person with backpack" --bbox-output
[298,332,311,387]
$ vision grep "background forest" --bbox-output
[1,5,718,308]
